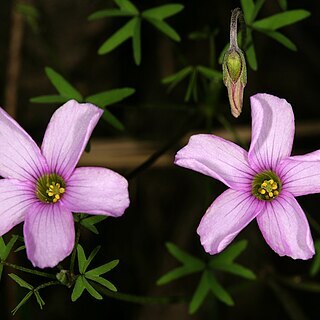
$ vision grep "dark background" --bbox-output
[0,0,320,319]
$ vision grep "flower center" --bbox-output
[252,170,281,201]
[36,173,66,203]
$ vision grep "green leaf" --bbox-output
[83,246,101,272]
[252,10,310,31]
[240,0,255,23]
[102,109,125,131]
[88,9,135,21]
[9,274,33,290]
[259,29,297,51]
[189,271,210,314]
[14,245,26,253]
[30,95,68,104]
[86,88,135,108]
[142,4,184,20]
[34,291,45,309]
[114,0,139,14]
[310,240,320,277]
[12,291,33,315]
[210,262,256,280]
[86,260,119,277]
[83,277,103,300]
[85,274,117,292]
[98,18,136,55]
[278,0,287,11]
[185,68,197,102]
[71,276,86,302]
[245,33,258,71]
[157,265,201,285]
[162,66,192,92]
[80,215,107,234]
[132,17,141,65]
[251,0,265,22]
[206,271,234,306]
[211,240,248,264]
[165,242,205,268]
[197,65,223,80]
[146,18,180,41]
[4,235,19,260]
[45,67,83,101]
[77,245,87,274]
[0,237,5,257]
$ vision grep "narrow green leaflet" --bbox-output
[189,271,210,314]
[85,274,117,292]
[34,291,45,309]
[142,4,184,20]
[9,274,33,290]
[88,9,135,21]
[114,0,138,14]
[98,18,136,55]
[0,235,19,279]
[12,291,33,315]
[77,245,87,274]
[45,67,83,101]
[252,10,310,31]
[240,0,255,23]
[245,32,258,70]
[206,271,234,306]
[157,265,201,285]
[251,0,265,22]
[132,17,141,65]
[86,88,135,108]
[162,66,192,87]
[278,0,287,11]
[79,215,108,235]
[30,95,68,104]
[103,109,125,131]
[83,277,103,300]
[210,240,248,264]
[145,18,180,41]
[71,276,86,302]
[165,242,205,268]
[310,240,320,277]
[85,260,119,277]
[210,262,256,280]
[197,66,223,80]
[258,29,297,51]
[185,68,197,102]
[83,246,101,272]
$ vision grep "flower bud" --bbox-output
[222,47,247,118]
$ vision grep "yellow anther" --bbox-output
[47,192,54,197]
[258,188,266,194]
[55,194,60,200]
[269,179,274,184]
[268,192,273,197]
[59,187,65,193]
[53,198,58,203]
[261,181,267,187]
[274,190,279,196]
[56,183,60,188]
[271,183,278,190]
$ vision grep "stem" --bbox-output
[35,280,61,291]
[1,261,56,279]
[92,283,186,305]
[69,221,81,274]
[229,8,245,50]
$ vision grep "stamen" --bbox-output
[36,174,66,204]
[252,170,281,201]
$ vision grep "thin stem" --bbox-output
[1,261,56,279]
[229,8,245,50]
[35,280,61,291]
[92,282,186,305]
[69,221,81,274]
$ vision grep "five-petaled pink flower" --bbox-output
[0,100,129,268]
[175,93,319,260]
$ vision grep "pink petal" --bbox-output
[278,156,320,197]
[175,134,254,190]
[257,191,314,260]
[248,94,294,172]
[41,100,103,180]
[62,167,129,217]
[197,189,263,254]
[0,179,36,236]
[0,108,48,181]
[24,203,75,268]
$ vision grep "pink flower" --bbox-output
[0,100,129,268]
[175,93,319,260]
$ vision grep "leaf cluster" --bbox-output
[157,240,255,314]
